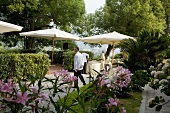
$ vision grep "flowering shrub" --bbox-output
[148,59,170,111]
[131,70,151,90]
[0,67,132,113]
[84,66,132,113]
[0,70,77,113]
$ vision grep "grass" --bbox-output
[119,91,142,113]
[58,85,142,113]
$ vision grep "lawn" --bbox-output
[119,91,142,113]
[58,84,142,113]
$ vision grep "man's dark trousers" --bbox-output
[74,70,86,87]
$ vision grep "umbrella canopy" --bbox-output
[19,28,79,40]
[80,31,133,45]
[20,28,80,63]
[0,21,23,33]
[80,31,134,61]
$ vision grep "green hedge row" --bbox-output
[63,51,75,71]
[0,49,37,54]
[46,50,64,64]
[0,53,50,82]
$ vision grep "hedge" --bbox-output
[0,53,50,82]
[63,51,94,71]
[63,51,75,71]
[0,49,37,54]
[46,50,64,64]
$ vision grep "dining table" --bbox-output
[86,60,101,76]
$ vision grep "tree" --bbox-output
[118,31,169,72]
[0,0,85,49]
[76,0,166,57]
[161,0,170,33]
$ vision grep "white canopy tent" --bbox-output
[80,31,134,61]
[0,21,23,33]
[20,28,80,63]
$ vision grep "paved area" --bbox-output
[139,85,170,113]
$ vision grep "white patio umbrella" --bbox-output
[0,21,23,33]
[20,28,80,63]
[80,31,134,60]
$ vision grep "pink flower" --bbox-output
[105,98,119,108]
[15,92,30,105]
[36,92,48,103]
[108,98,119,106]
[1,83,13,93]
[71,76,78,81]
[121,107,126,113]
[30,86,38,93]
[93,90,98,94]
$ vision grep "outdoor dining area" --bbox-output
[1,18,170,113]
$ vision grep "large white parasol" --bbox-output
[20,28,80,63]
[0,21,23,33]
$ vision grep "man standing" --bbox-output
[82,52,89,74]
[73,46,86,87]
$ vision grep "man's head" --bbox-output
[74,46,79,53]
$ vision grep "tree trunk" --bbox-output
[25,19,35,49]
[105,44,113,59]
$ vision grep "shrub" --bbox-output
[46,50,64,64]
[118,31,169,73]
[63,51,75,71]
[148,60,170,111]
[0,70,77,113]
[0,49,37,54]
[131,70,151,90]
[0,53,50,81]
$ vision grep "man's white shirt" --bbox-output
[74,51,84,71]
[82,53,89,63]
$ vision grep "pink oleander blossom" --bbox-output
[0,79,15,93]
[15,92,30,105]
[54,70,77,82]
[121,107,126,113]
[111,66,132,89]
[1,83,13,93]
[30,86,38,93]
[36,92,48,103]
[105,98,119,108]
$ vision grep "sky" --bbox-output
[84,0,105,13]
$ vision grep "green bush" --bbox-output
[131,70,151,90]
[0,53,50,82]
[0,49,37,54]
[63,51,75,71]
[46,50,64,64]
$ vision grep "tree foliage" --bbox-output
[118,31,170,72]
[99,0,165,36]
[0,0,85,49]
[162,0,170,33]
[76,0,166,57]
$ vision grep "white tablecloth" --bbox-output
[86,61,101,75]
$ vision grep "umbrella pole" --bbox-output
[111,42,115,64]
[52,38,54,64]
